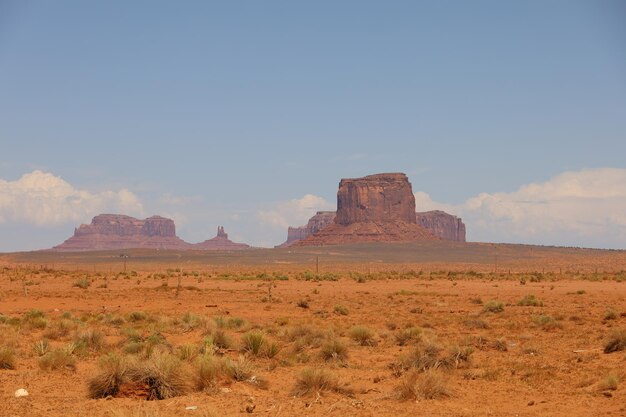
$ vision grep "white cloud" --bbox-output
[415,168,626,248]
[257,194,334,229]
[0,171,144,226]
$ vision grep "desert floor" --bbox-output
[1,243,625,417]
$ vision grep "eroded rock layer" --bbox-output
[53,215,250,251]
[416,210,466,242]
[296,173,437,246]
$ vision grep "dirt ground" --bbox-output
[0,247,625,417]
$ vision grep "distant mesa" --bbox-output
[280,173,466,246]
[52,214,249,251]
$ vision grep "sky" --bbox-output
[1,0,625,251]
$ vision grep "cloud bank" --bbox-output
[0,171,143,226]
[257,194,334,230]
[415,168,626,248]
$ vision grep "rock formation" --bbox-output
[416,210,466,242]
[279,208,466,247]
[193,226,250,250]
[53,215,251,251]
[276,211,335,248]
[53,214,190,251]
[295,173,437,245]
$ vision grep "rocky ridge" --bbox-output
[53,214,249,251]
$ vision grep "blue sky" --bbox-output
[1,1,625,251]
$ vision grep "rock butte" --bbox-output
[291,173,465,246]
[53,214,249,251]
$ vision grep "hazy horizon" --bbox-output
[1,1,625,251]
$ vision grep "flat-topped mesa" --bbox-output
[192,226,250,250]
[54,214,189,251]
[296,173,437,246]
[336,173,416,225]
[416,210,466,242]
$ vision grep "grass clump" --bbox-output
[73,277,91,289]
[0,346,16,369]
[483,300,504,313]
[395,327,422,346]
[603,329,626,353]
[333,305,349,315]
[532,314,563,331]
[240,330,266,355]
[604,308,618,321]
[33,339,50,356]
[517,294,543,307]
[88,353,128,398]
[130,353,190,400]
[292,367,341,397]
[195,356,227,391]
[224,355,254,381]
[396,369,451,400]
[598,374,619,391]
[38,348,77,371]
[21,309,47,329]
[73,328,106,353]
[320,338,348,363]
[349,325,376,346]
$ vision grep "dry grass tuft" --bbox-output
[603,329,626,353]
[88,353,128,398]
[0,346,16,369]
[129,352,190,400]
[349,325,377,346]
[396,369,451,400]
[38,348,77,371]
[320,338,349,363]
[292,367,342,397]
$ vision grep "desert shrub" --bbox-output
[176,344,198,361]
[396,340,444,372]
[598,374,620,391]
[395,327,422,346]
[38,348,76,371]
[124,341,145,354]
[179,312,206,332]
[263,341,281,359]
[320,338,348,363]
[73,328,106,354]
[603,329,626,353]
[349,326,376,346]
[396,369,450,400]
[292,367,341,397]
[604,309,618,321]
[448,345,474,367]
[483,301,504,313]
[22,309,47,329]
[463,319,489,329]
[224,355,254,381]
[241,331,266,355]
[284,325,326,349]
[469,297,483,305]
[33,339,50,356]
[195,356,226,391]
[143,332,171,358]
[531,315,563,331]
[296,299,310,309]
[0,346,15,369]
[517,295,543,307]
[127,311,147,322]
[493,338,508,352]
[73,278,91,289]
[88,353,128,398]
[333,305,349,315]
[129,353,190,400]
[44,319,75,340]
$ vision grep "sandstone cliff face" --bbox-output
[279,208,466,246]
[416,210,466,242]
[55,214,189,251]
[276,211,335,248]
[54,216,251,251]
[296,173,436,246]
[336,173,416,225]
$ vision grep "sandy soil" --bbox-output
[0,257,625,417]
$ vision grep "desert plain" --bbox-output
[0,242,625,417]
